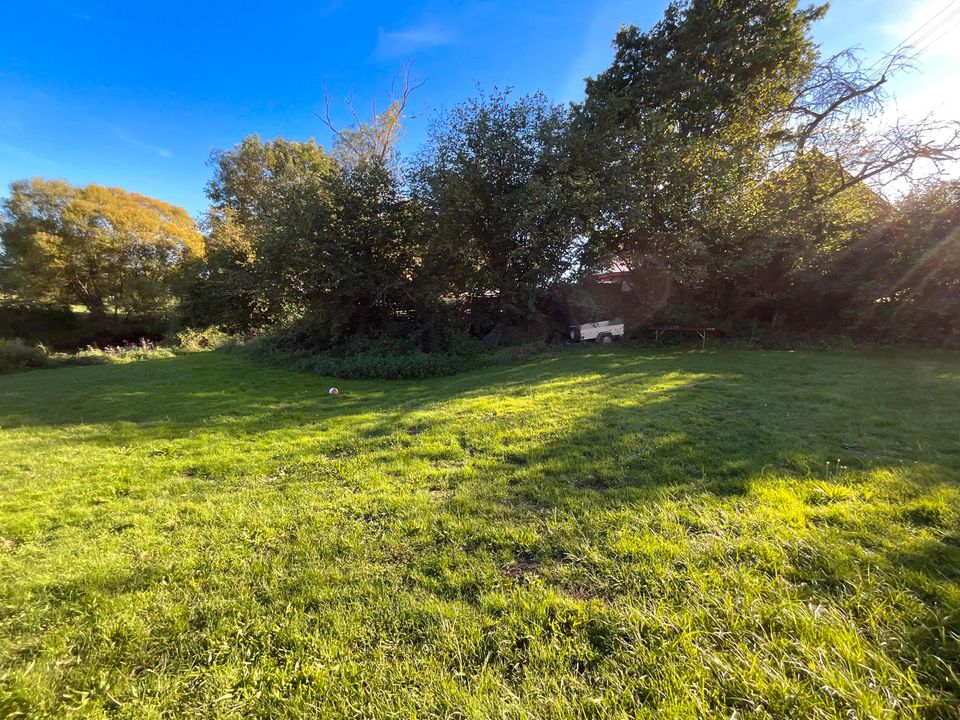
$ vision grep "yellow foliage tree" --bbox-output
[1,178,202,317]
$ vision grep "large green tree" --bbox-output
[0,178,202,317]
[197,135,340,326]
[411,89,577,334]
[187,135,443,343]
[573,0,825,283]
[572,0,959,332]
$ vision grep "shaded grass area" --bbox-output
[0,347,958,718]
[0,302,166,353]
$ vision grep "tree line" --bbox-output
[2,0,958,353]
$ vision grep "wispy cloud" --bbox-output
[374,20,457,60]
[879,0,960,62]
[39,0,92,21]
[560,0,674,103]
[0,142,57,167]
[111,127,172,158]
[562,0,631,103]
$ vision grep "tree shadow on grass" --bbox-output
[0,348,685,441]
[3,347,957,574]
[4,346,960,715]
[1,347,956,493]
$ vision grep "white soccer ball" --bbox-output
[328,387,339,395]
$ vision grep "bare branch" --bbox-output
[785,48,907,152]
[316,61,427,169]
[820,115,960,199]
[773,46,958,201]
[315,78,369,165]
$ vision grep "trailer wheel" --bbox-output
[598,333,613,344]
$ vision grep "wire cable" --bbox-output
[887,0,960,56]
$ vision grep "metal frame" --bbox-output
[653,327,712,349]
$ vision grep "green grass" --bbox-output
[1,347,958,718]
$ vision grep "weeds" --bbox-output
[0,335,207,374]
[0,338,52,373]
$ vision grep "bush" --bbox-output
[246,326,488,380]
[176,327,232,351]
[0,301,169,352]
[0,303,78,349]
[1,337,177,374]
[289,350,469,379]
[0,339,51,374]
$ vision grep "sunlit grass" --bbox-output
[0,347,958,718]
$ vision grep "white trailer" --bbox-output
[570,320,625,344]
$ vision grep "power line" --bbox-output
[907,5,960,55]
[913,10,960,58]
[887,0,960,56]
[861,0,960,83]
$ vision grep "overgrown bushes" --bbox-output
[0,338,184,375]
[288,349,473,379]
[0,339,52,373]
[245,327,489,379]
[68,340,176,365]
[175,326,233,351]
[0,301,168,352]
[0,303,77,346]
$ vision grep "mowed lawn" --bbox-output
[1,347,958,719]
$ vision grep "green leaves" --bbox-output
[188,137,443,343]
[574,0,824,279]
[412,89,577,329]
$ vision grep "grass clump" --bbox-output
[0,346,958,717]
[0,338,51,373]
[66,339,177,366]
[0,337,178,375]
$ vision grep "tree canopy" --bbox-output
[411,89,577,335]
[1,179,202,317]
[184,135,445,344]
[570,0,958,331]
[4,0,958,349]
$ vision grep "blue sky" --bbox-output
[1,0,957,217]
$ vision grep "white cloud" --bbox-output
[374,20,457,60]
[0,142,57,167]
[880,0,960,60]
[111,127,172,158]
[875,0,960,117]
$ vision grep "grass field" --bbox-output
[1,346,958,718]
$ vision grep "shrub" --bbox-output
[176,327,232,351]
[289,350,465,379]
[246,326,489,380]
[0,335,203,375]
[0,304,77,345]
[0,301,168,352]
[0,339,51,374]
